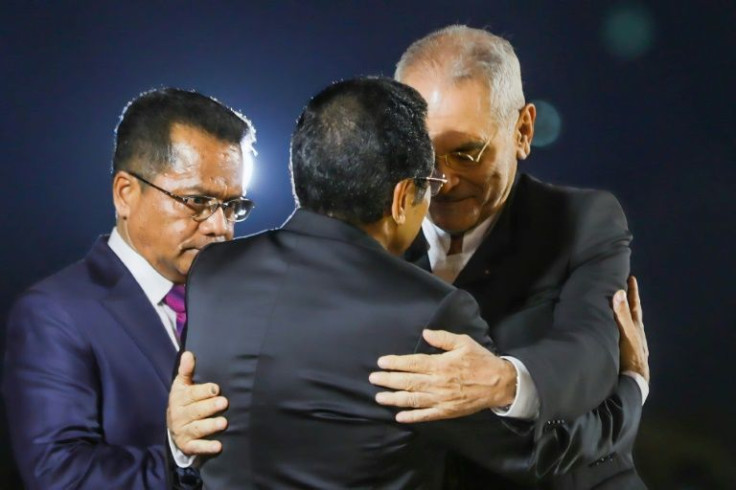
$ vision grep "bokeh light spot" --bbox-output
[531,100,562,148]
[602,2,656,60]
[242,146,255,192]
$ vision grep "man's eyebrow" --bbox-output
[177,185,214,196]
[179,186,243,200]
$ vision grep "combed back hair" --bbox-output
[112,88,255,179]
[290,77,434,225]
[395,25,525,127]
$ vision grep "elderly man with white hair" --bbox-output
[372,25,647,490]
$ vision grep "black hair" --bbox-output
[290,77,433,224]
[112,88,254,178]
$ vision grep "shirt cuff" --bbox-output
[168,429,197,468]
[622,371,649,405]
[491,356,540,420]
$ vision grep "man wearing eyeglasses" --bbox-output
[369,25,646,489]
[2,88,254,489]
[168,77,647,489]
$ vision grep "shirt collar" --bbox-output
[107,227,174,306]
[422,213,498,258]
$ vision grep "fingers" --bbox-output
[369,371,431,391]
[172,352,221,404]
[422,329,467,351]
[374,390,435,409]
[376,353,433,373]
[613,290,632,333]
[395,408,444,424]
[182,383,221,405]
[171,379,221,407]
[170,396,229,456]
[180,438,223,456]
[177,415,227,456]
[186,395,228,420]
[182,415,228,441]
[628,275,643,324]
[629,276,649,358]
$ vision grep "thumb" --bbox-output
[176,351,196,386]
[628,276,643,324]
[422,329,465,352]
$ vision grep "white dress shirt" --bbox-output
[108,228,182,350]
[421,217,540,419]
[108,228,196,467]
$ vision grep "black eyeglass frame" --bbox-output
[128,171,255,223]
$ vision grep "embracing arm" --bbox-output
[411,279,649,482]
[369,192,632,423]
[530,276,649,476]
[2,292,167,489]
[163,280,649,482]
[165,350,229,490]
[509,191,631,421]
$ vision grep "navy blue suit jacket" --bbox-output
[3,237,176,489]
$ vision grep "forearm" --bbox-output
[14,441,168,490]
[530,375,643,478]
[3,294,168,489]
[512,193,631,420]
[4,357,170,489]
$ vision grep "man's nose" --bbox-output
[435,160,461,193]
[199,206,231,237]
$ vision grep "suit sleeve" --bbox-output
[2,291,168,490]
[506,191,632,422]
[413,289,642,484]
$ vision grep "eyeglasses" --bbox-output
[129,172,255,223]
[435,138,491,171]
[415,169,448,196]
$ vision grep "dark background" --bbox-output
[1,1,734,488]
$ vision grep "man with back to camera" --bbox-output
[368,25,647,489]
[2,88,255,489]
[168,77,649,489]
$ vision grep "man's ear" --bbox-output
[112,171,139,220]
[515,103,536,160]
[390,178,413,225]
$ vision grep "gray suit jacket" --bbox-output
[406,173,644,489]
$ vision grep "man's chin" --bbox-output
[177,250,201,279]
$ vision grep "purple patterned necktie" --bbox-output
[163,284,187,341]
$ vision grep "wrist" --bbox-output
[502,358,518,406]
[488,358,517,409]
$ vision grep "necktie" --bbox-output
[164,284,187,341]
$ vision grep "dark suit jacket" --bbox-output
[183,209,642,489]
[406,173,644,489]
[2,237,176,489]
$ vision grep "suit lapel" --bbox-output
[407,175,525,287]
[454,209,515,287]
[87,237,177,389]
[405,232,431,272]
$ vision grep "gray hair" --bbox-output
[395,25,525,127]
